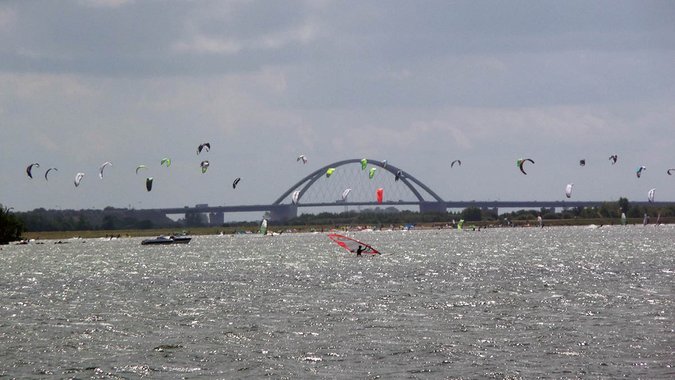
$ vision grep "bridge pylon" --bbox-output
[268,204,298,222]
[419,201,447,213]
[272,158,446,220]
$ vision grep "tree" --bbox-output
[618,197,630,214]
[101,215,118,230]
[135,220,154,229]
[461,207,482,221]
[0,205,24,244]
[75,215,92,230]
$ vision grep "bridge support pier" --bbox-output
[482,206,499,216]
[269,205,298,222]
[209,211,224,226]
[419,202,447,213]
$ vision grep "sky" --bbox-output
[1,0,674,217]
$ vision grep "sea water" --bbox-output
[0,226,673,378]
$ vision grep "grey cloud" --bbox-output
[1,0,673,79]
[1,0,674,212]
[0,0,319,76]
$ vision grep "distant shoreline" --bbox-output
[18,217,670,241]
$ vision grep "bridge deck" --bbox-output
[148,200,672,215]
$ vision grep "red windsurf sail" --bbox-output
[327,234,380,255]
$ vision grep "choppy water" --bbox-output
[1,226,673,379]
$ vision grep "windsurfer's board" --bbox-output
[327,234,380,255]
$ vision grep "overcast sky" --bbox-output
[1,0,674,216]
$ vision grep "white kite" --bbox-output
[98,161,112,179]
[341,188,352,201]
[74,172,85,187]
[565,183,574,198]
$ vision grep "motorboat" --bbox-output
[171,235,192,244]
[141,235,191,245]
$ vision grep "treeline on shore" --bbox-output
[13,207,179,232]
[283,197,673,227]
[2,198,673,243]
[1,205,24,244]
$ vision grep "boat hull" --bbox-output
[141,236,191,245]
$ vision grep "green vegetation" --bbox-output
[10,198,675,241]
[14,207,178,232]
[0,204,25,244]
[283,199,673,227]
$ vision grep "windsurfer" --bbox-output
[328,234,381,255]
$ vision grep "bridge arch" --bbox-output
[272,159,445,211]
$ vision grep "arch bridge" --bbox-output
[147,158,672,223]
[149,158,447,222]
[269,158,447,220]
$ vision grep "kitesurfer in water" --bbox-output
[356,245,365,256]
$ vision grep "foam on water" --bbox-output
[0,225,673,378]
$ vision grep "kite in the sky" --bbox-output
[668,169,675,175]
[136,165,147,174]
[292,190,300,204]
[451,159,461,168]
[197,143,210,154]
[232,177,241,189]
[297,155,307,164]
[44,168,57,181]
[579,159,586,167]
[341,188,351,201]
[636,166,646,178]
[369,167,376,179]
[395,170,403,181]
[360,158,368,170]
[200,160,210,173]
[516,158,535,175]
[161,158,171,167]
[648,188,656,203]
[326,168,335,178]
[609,155,618,165]
[74,172,85,187]
[146,177,153,192]
[26,163,40,179]
[98,161,112,179]
[565,183,574,198]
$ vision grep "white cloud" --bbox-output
[172,20,318,55]
[0,73,96,100]
[0,6,16,30]
[172,34,243,55]
[1,1,674,213]
[33,131,60,152]
[78,0,133,8]
[259,21,317,49]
